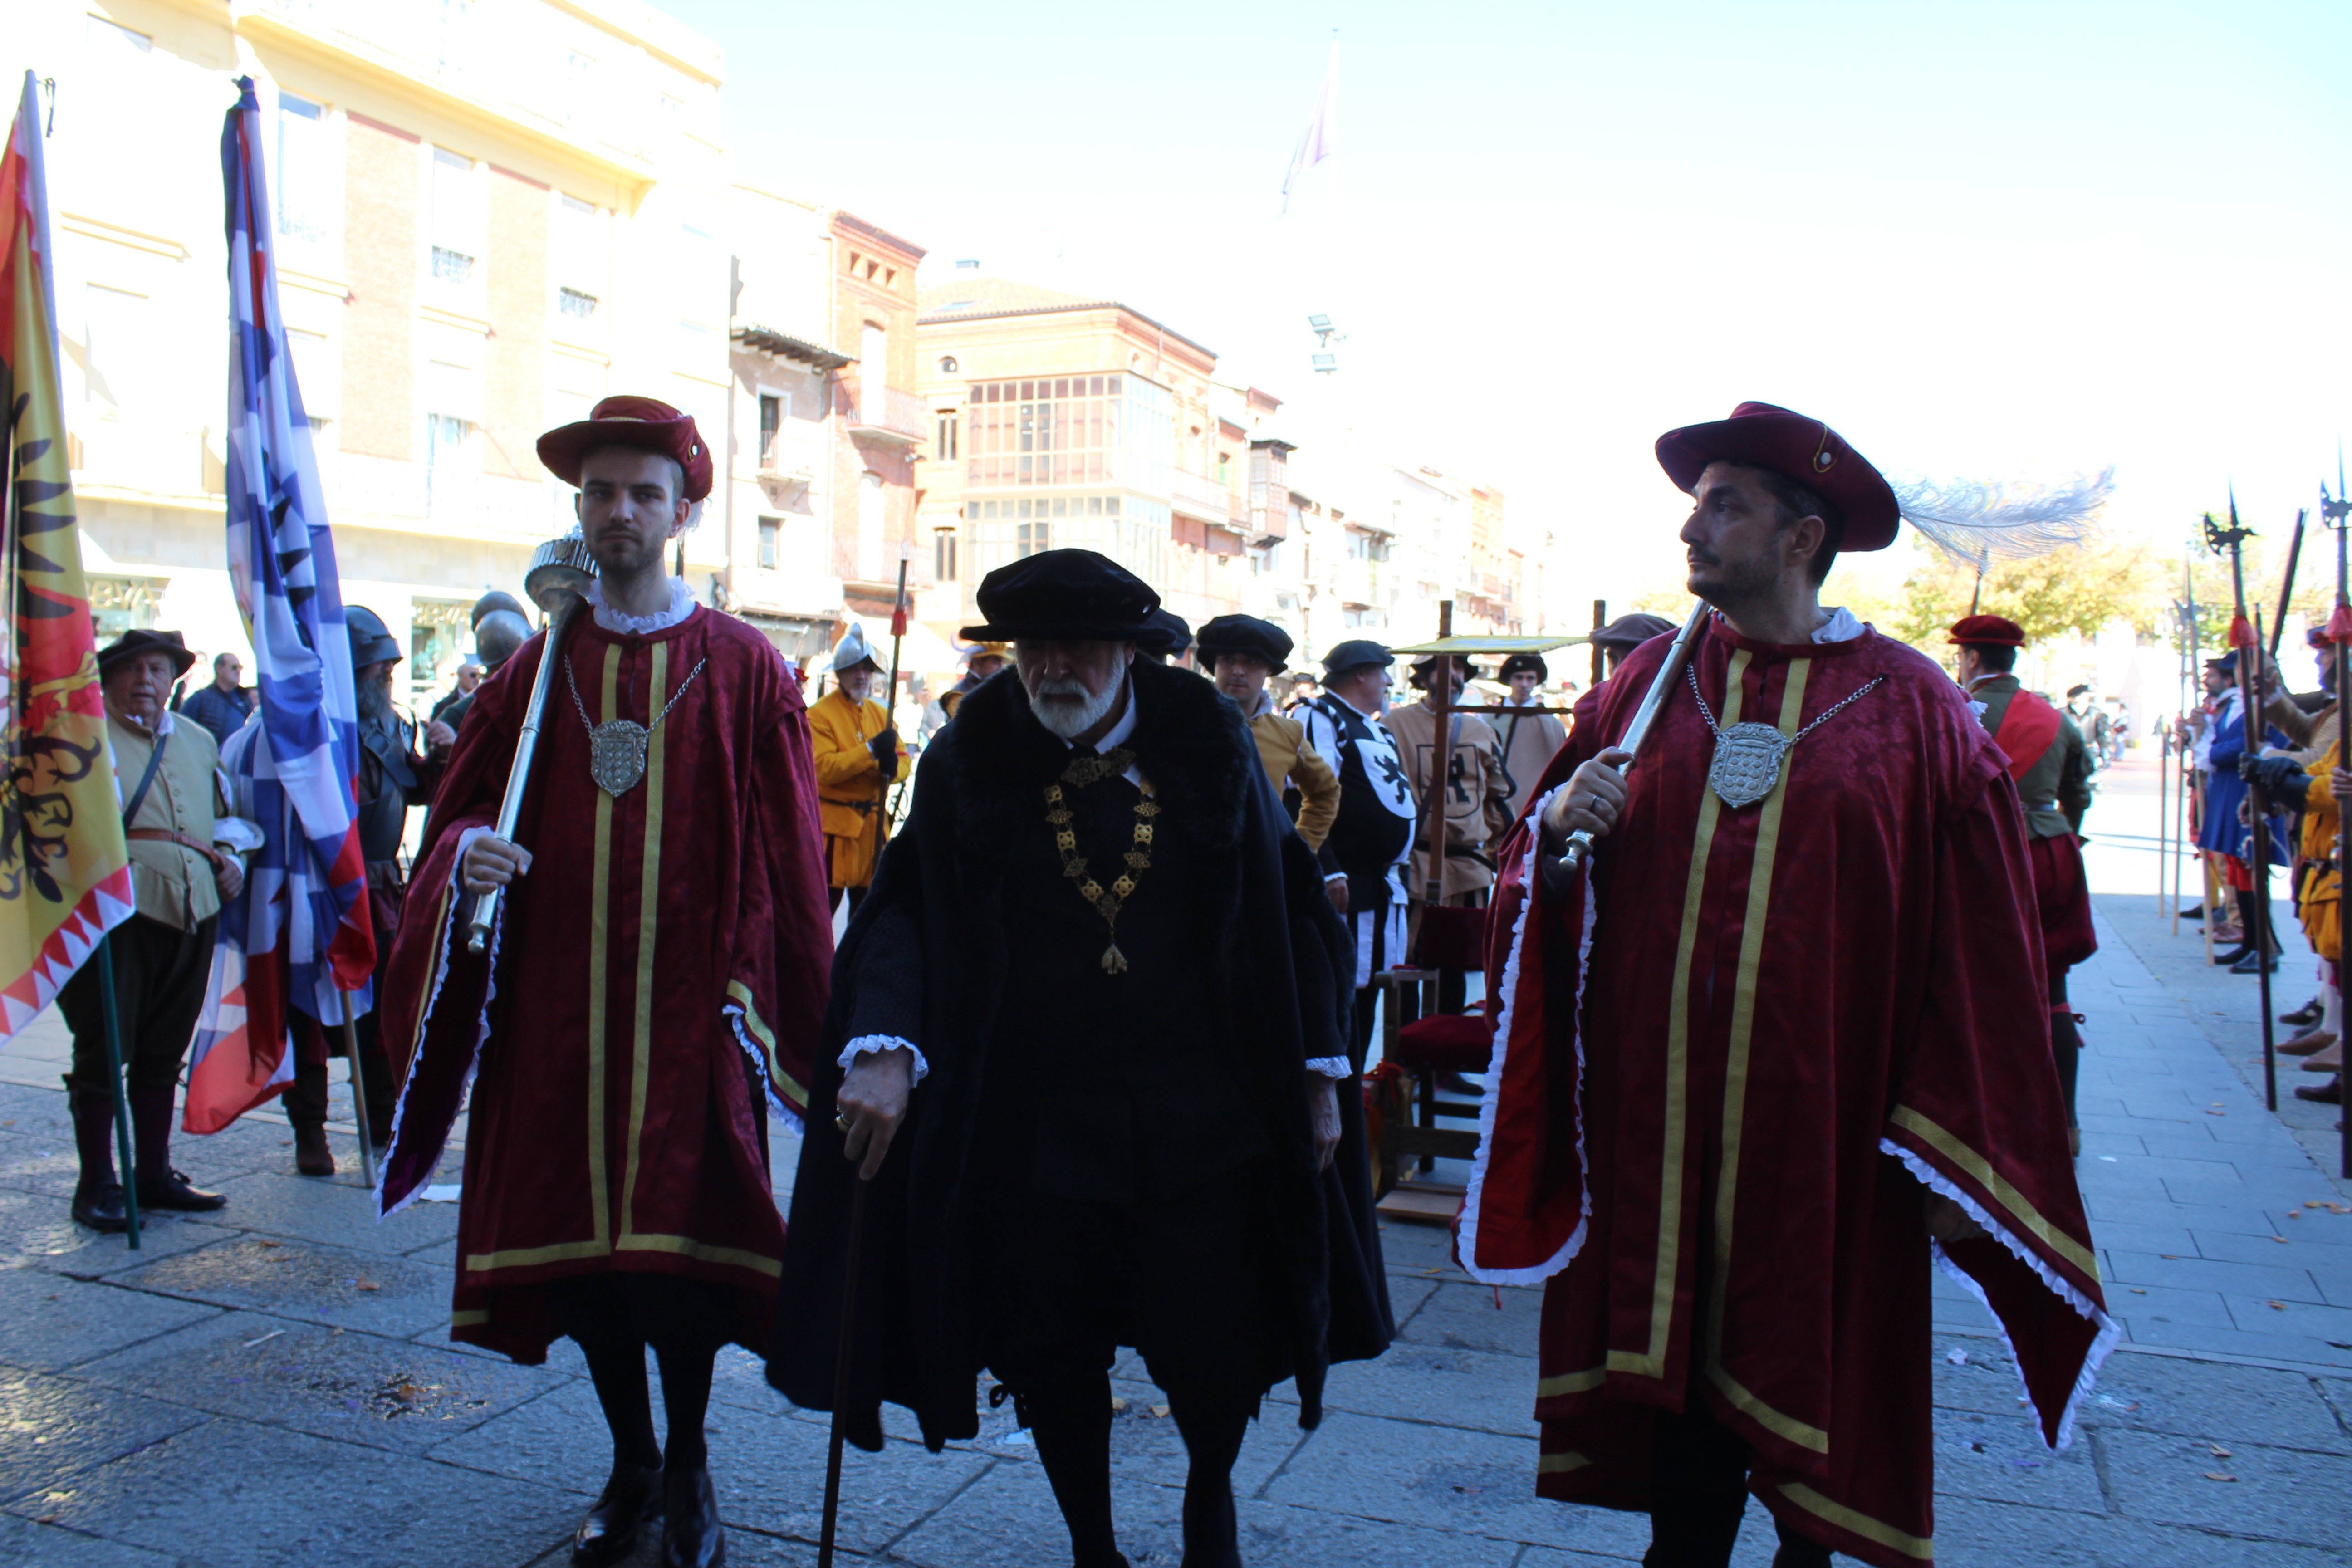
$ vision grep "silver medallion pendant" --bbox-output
[1708,722,1792,809]
[588,719,651,796]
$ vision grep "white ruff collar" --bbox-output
[588,577,698,635]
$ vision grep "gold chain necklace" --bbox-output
[1044,745,1156,974]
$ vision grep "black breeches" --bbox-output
[59,915,216,1095]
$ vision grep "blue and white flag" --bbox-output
[188,77,373,1134]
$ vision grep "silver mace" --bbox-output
[1550,598,1712,878]
[466,533,598,954]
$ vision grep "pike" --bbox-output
[2204,497,2280,1111]
[885,557,911,834]
[1549,599,1711,878]
[2322,453,2352,1180]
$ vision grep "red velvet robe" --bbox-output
[1461,616,2115,1568]
[375,606,832,1362]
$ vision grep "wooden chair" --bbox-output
[1372,903,1495,1217]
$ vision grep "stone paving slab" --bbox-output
[172,1170,458,1258]
[0,1365,208,1511]
[0,1272,215,1374]
[104,1233,455,1339]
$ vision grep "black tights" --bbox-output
[558,1278,727,1474]
[2050,970,2081,1128]
[1645,1397,1833,1567]
[1024,1372,1250,1568]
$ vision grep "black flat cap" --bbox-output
[1497,652,1548,681]
[1196,614,1294,672]
[959,549,1160,643]
[1409,654,1485,690]
[96,628,196,677]
[1139,608,1192,657]
[1594,612,1677,650]
[1322,638,1392,676]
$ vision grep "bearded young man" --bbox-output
[1464,402,2112,1568]
[769,549,1391,1568]
[375,396,833,1568]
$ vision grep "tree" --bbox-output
[1887,534,2161,652]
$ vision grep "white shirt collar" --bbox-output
[1242,687,1275,719]
[112,706,175,738]
[587,577,698,635]
[1812,605,1866,644]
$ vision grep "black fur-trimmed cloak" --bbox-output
[766,657,1392,1450]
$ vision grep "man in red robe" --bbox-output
[1949,615,2098,1156]
[1462,402,2114,1568]
[376,396,832,1568]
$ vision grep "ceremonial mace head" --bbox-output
[524,532,598,620]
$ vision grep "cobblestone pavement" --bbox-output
[1,759,2348,1566]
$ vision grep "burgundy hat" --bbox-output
[537,395,714,503]
[1947,614,2026,647]
[1655,401,1901,552]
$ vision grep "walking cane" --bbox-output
[882,558,911,835]
[817,1177,870,1568]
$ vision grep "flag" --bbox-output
[186,78,372,1134]
[0,73,134,1041]
[1280,39,1339,215]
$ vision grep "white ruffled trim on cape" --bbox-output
[587,577,697,635]
[1459,784,1593,1286]
[725,1003,804,1136]
[378,837,501,1220]
[1879,1137,2121,1451]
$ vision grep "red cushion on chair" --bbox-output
[1394,1010,1495,1073]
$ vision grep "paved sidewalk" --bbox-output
[2,758,2349,1564]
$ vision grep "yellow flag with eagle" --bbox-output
[0,72,133,1041]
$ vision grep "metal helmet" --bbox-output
[471,590,529,630]
[831,622,882,675]
[473,609,532,671]
[346,605,403,670]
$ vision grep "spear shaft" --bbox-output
[2215,510,2281,1110]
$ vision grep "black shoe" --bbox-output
[2230,949,2280,975]
[2282,997,2324,1027]
[573,1462,662,1566]
[2211,941,2254,966]
[135,1170,227,1212]
[661,1463,724,1568]
[2180,903,2208,920]
[2294,1078,2342,1104]
[70,1179,128,1233]
[293,1125,336,1177]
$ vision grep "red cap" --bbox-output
[1655,401,1901,551]
[1947,614,2025,647]
[537,395,714,503]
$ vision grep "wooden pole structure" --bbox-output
[337,989,377,1190]
[1424,600,1455,911]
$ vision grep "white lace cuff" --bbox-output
[840,1034,930,1084]
[1323,870,1348,884]
[1305,1055,1352,1078]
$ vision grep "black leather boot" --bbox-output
[129,1085,226,1212]
[572,1460,662,1566]
[661,1462,724,1568]
[69,1093,127,1233]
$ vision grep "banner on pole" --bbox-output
[186,78,373,1134]
[0,73,135,1043]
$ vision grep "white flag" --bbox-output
[1280,39,1338,215]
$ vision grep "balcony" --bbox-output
[1170,467,1241,526]
[841,377,926,447]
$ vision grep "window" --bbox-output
[965,494,1166,588]
[559,287,597,319]
[276,93,329,244]
[284,328,333,419]
[934,407,958,462]
[425,412,470,513]
[758,515,781,570]
[938,355,959,374]
[80,283,147,405]
[861,321,886,399]
[934,528,958,583]
[428,147,481,284]
[961,374,1169,492]
[758,394,785,466]
[1348,531,1391,563]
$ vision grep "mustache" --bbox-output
[1686,549,1720,566]
[1032,676,1093,701]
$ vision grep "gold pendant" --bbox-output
[1707,722,1791,809]
[589,719,650,796]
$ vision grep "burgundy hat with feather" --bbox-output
[537,395,714,503]
[1655,401,1902,552]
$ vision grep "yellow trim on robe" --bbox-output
[1536,1366,1609,1398]
[727,978,810,1111]
[620,642,670,1242]
[1776,1482,1934,1561]
[1704,658,1832,1455]
[1886,1104,2101,1281]
[1536,1451,1593,1475]
[1611,648,1752,1380]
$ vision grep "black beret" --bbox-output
[1139,608,1192,657]
[959,549,1159,643]
[1195,614,1294,672]
[1498,652,1548,681]
[1322,638,1392,676]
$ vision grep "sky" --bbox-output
[662,0,2352,609]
